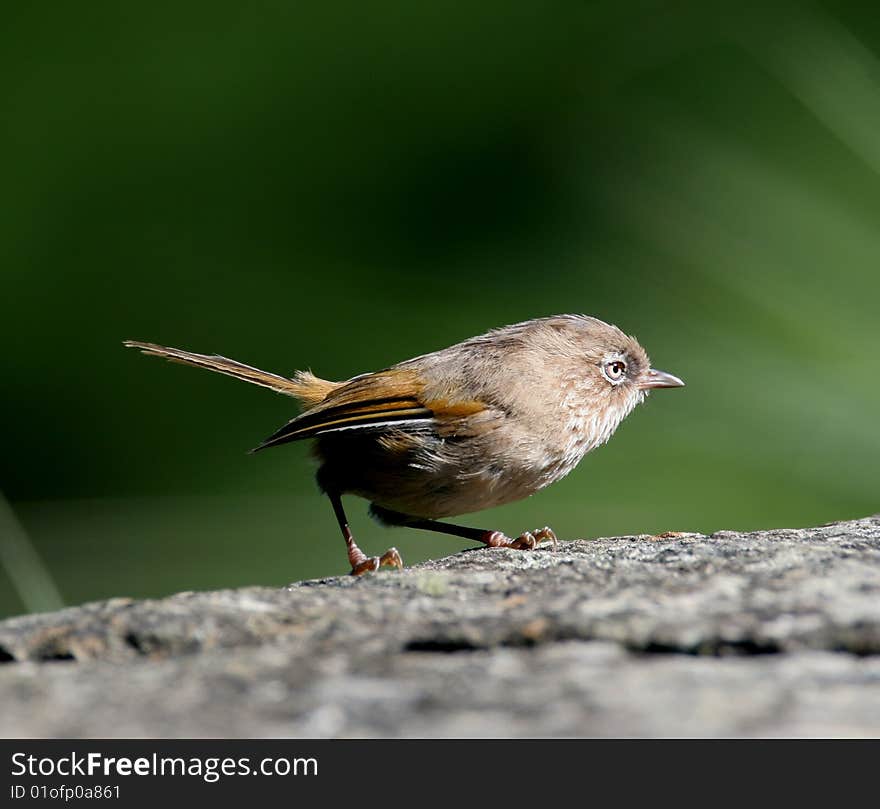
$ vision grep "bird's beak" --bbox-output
[638,368,685,390]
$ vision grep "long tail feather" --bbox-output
[123,340,336,404]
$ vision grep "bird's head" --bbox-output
[529,315,685,445]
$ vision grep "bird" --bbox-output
[124,314,684,575]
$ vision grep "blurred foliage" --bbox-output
[2,1,878,617]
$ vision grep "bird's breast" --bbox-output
[534,383,626,485]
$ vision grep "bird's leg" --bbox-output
[329,492,403,576]
[405,517,558,551]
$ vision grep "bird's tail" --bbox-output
[123,340,338,407]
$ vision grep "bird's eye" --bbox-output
[602,360,627,383]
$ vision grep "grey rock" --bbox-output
[1,516,879,737]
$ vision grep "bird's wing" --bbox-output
[252,367,489,451]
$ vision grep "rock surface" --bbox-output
[2,517,880,737]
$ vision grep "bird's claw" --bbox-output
[350,547,404,576]
[532,526,558,549]
[511,531,537,550]
[485,527,558,551]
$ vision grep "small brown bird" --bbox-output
[124,315,683,575]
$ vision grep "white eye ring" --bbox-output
[602,359,627,384]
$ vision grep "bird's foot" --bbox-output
[484,527,557,551]
[531,526,558,549]
[349,547,404,576]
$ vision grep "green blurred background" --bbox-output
[2,1,878,618]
